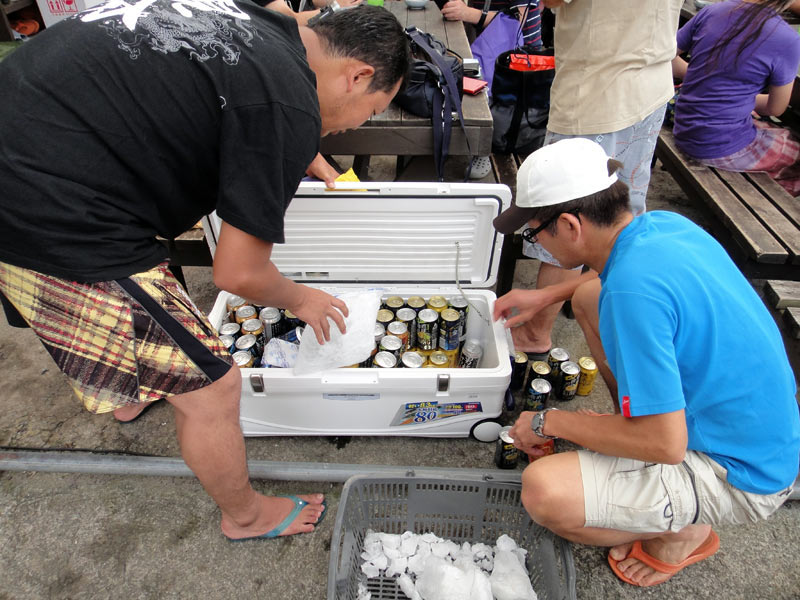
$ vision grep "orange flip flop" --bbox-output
[608,530,720,587]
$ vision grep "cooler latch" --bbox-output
[436,374,450,393]
[249,374,265,394]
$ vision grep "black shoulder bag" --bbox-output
[393,26,473,181]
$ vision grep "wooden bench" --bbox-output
[762,280,800,373]
[655,128,800,281]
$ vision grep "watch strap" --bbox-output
[531,407,558,440]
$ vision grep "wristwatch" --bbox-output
[476,7,489,30]
[530,408,559,440]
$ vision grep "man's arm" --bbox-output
[510,408,688,464]
[493,270,597,328]
[212,221,348,343]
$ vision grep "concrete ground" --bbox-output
[0,156,798,600]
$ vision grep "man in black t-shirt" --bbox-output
[0,1,408,541]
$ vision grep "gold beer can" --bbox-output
[427,295,448,313]
[577,356,599,396]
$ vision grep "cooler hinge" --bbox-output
[436,374,450,393]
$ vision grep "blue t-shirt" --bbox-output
[598,211,799,494]
[674,0,800,159]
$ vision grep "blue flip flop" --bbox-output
[227,495,327,542]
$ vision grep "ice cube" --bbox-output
[386,557,408,578]
[489,550,537,600]
[360,562,381,578]
[416,556,475,600]
[495,534,518,552]
[397,573,421,600]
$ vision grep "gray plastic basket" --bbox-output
[327,474,576,600]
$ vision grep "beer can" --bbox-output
[400,351,425,368]
[427,295,448,313]
[494,426,519,469]
[525,439,555,463]
[218,334,236,353]
[283,309,303,329]
[577,356,599,396]
[387,321,409,351]
[407,296,426,313]
[510,351,528,392]
[437,308,461,351]
[526,360,551,391]
[373,350,397,368]
[547,347,570,382]
[234,334,259,358]
[234,304,257,324]
[458,339,483,369]
[379,334,403,358]
[232,350,255,368]
[277,326,304,345]
[226,294,247,314]
[428,350,449,368]
[416,309,439,351]
[259,307,284,340]
[395,307,417,349]
[557,360,581,401]
[383,295,405,315]
[219,322,241,338]
[376,309,394,326]
[525,377,551,412]
[441,348,459,368]
[448,295,469,340]
[373,322,386,343]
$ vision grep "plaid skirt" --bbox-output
[701,120,800,197]
[0,261,232,414]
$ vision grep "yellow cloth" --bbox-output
[327,168,366,191]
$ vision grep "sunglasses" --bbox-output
[521,210,581,244]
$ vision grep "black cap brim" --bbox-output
[493,205,537,235]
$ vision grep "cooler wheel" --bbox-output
[470,419,503,443]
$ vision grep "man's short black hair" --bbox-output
[528,159,631,234]
[309,5,410,94]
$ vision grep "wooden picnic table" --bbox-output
[320,0,493,161]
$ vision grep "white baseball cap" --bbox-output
[493,138,618,234]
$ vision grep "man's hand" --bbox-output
[306,153,339,188]
[441,0,478,23]
[508,411,550,453]
[287,286,349,344]
[493,288,554,328]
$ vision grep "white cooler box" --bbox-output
[203,181,512,440]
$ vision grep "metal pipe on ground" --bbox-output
[0,449,522,484]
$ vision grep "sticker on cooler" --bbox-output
[48,0,79,15]
[391,401,483,426]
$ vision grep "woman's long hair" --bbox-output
[704,0,795,74]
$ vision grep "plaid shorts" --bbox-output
[0,261,233,414]
[702,120,800,197]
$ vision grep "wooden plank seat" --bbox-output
[655,128,800,281]
[762,280,800,375]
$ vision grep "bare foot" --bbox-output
[510,321,551,355]
[113,401,155,422]
[610,525,713,586]
[221,493,326,540]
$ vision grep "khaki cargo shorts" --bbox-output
[578,450,792,534]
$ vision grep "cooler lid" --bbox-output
[202,181,511,288]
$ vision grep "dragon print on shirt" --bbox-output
[79,0,257,63]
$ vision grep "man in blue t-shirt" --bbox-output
[493,138,799,588]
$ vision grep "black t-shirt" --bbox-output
[0,0,320,282]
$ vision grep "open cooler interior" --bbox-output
[208,288,510,373]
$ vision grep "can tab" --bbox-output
[436,374,450,393]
